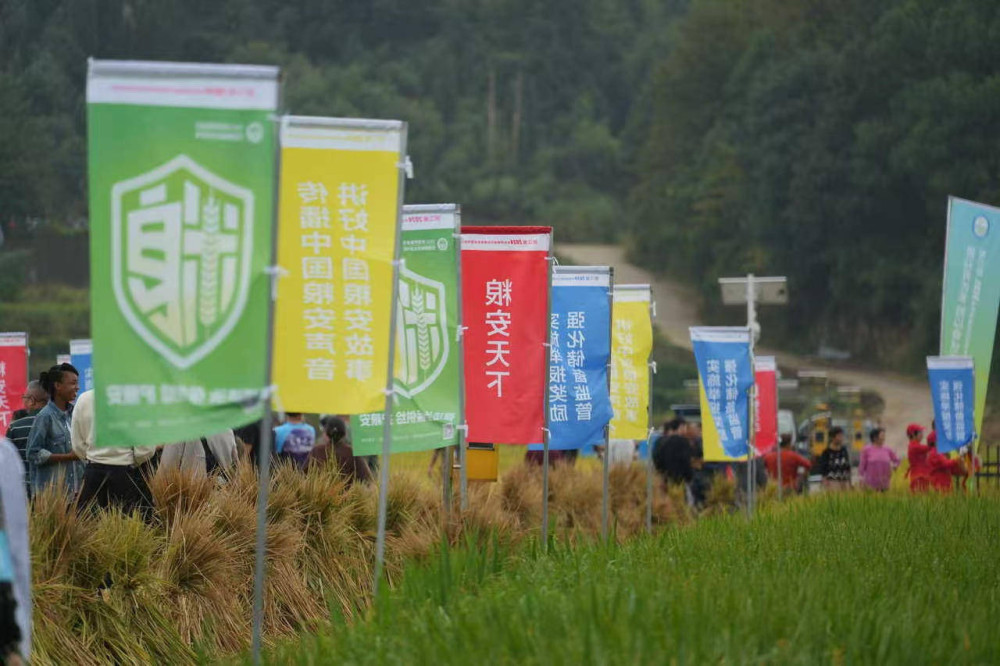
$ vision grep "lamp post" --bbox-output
[718,275,788,513]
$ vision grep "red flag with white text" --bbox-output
[754,355,778,454]
[0,332,29,431]
[461,226,551,444]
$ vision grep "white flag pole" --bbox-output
[541,238,554,546]
[373,124,409,598]
[455,215,469,512]
[602,267,614,540]
[645,292,656,534]
[251,104,284,665]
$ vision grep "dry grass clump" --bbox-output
[31,453,697,664]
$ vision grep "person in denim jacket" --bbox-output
[25,364,83,495]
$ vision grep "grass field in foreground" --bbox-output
[264,493,1000,665]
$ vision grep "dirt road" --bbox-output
[558,244,932,451]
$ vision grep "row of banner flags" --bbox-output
[1,63,996,462]
[13,58,651,454]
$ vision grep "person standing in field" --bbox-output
[4,381,49,495]
[71,389,158,520]
[858,427,900,492]
[905,423,932,493]
[25,364,83,495]
[652,418,694,485]
[273,413,316,471]
[817,427,852,491]
[763,434,812,492]
[158,430,239,480]
[926,434,966,493]
[309,416,372,485]
[0,436,31,664]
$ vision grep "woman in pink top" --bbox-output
[859,427,900,491]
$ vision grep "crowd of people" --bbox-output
[650,417,973,506]
[0,363,983,662]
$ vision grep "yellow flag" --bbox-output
[609,285,653,439]
[273,117,406,414]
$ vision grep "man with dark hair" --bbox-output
[25,364,82,494]
[4,381,48,495]
[273,412,316,471]
[653,417,694,485]
[763,434,812,492]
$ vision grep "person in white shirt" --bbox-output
[0,437,31,663]
[71,390,157,521]
[158,430,238,480]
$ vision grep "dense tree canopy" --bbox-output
[2,0,1000,376]
[629,0,1000,370]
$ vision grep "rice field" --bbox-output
[265,492,1000,665]
[28,454,680,664]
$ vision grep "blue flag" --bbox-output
[70,339,94,393]
[531,267,614,451]
[927,356,976,454]
[690,327,753,458]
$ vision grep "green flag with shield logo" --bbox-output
[354,205,462,455]
[941,196,1000,452]
[86,59,279,447]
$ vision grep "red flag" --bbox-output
[754,356,778,454]
[461,226,551,444]
[0,333,29,431]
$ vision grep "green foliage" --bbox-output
[268,493,1000,664]
[0,0,688,241]
[0,285,90,377]
[628,0,1000,374]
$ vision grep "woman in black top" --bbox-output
[819,427,852,490]
[819,428,851,490]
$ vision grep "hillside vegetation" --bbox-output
[3,0,999,380]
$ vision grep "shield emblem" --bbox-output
[394,266,449,398]
[111,155,254,369]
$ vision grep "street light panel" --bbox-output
[718,276,789,306]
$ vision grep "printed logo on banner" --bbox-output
[394,266,449,398]
[111,155,254,369]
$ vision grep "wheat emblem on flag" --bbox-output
[111,155,254,369]
[394,266,448,398]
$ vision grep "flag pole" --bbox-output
[645,292,656,534]
[602,267,614,541]
[541,236,554,547]
[746,275,756,518]
[373,124,409,598]
[251,104,285,665]
[455,212,468,512]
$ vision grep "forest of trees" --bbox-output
[3,0,1000,374]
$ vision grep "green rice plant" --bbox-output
[262,493,1000,665]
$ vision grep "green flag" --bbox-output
[86,60,279,447]
[354,205,462,455]
[941,196,1000,449]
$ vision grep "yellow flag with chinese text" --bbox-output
[609,286,653,439]
[273,117,406,414]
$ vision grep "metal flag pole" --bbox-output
[373,123,409,598]
[646,291,656,534]
[455,212,469,512]
[541,236,554,547]
[602,267,614,541]
[251,102,284,665]
[746,275,756,518]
